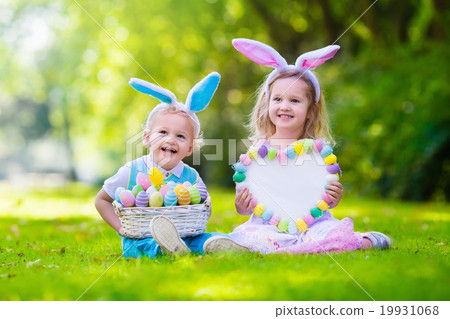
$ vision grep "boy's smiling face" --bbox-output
[144,112,195,171]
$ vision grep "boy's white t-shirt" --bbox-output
[103,155,186,199]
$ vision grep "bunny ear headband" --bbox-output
[232,38,339,103]
[129,72,221,136]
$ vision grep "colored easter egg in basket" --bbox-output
[135,191,149,207]
[166,181,177,190]
[115,187,125,203]
[132,185,144,197]
[149,191,164,207]
[174,184,191,205]
[189,186,201,204]
[119,190,135,207]
[163,190,178,206]
[136,172,151,191]
[196,180,208,201]
[183,181,192,189]
[159,184,171,198]
[177,191,191,205]
[241,139,336,228]
[146,185,158,197]
[148,167,164,186]
[173,184,185,194]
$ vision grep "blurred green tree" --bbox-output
[0,0,448,200]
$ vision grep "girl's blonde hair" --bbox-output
[142,103,204,151]
[248,70,335,145]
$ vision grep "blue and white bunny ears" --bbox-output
[129,72,220,136]
[232,38,339,103]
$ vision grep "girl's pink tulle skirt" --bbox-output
[229,211,363,255]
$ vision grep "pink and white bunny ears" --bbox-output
[129,72,220,136]
[232,38,340,103]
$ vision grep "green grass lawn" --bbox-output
[0,182,448,301]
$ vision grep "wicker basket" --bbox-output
[113,197,211,238]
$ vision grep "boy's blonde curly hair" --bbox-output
[142,103,204,151]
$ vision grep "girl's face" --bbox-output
[268,77,311,139]
[144,112,194,170]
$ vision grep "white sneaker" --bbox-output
[361,231,392,250]
[203,236,249,253]
[150,216,191,255]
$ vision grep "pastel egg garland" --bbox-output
[286,145,296,159]
[258,145,268,158]
[239,154,252,166]
[248,147,258,160]
[233,139,342,235]
[267,148,277,161]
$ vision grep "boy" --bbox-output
[95,73,247,258]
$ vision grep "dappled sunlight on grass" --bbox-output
[205,186,249,233]
[0,182,100,219]
[419,212,450,222]
[0,183,448,300]
[193,282,255,299]
[180,268,261,300]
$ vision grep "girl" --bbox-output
[95,72,247,258]
[229,38,391,254]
